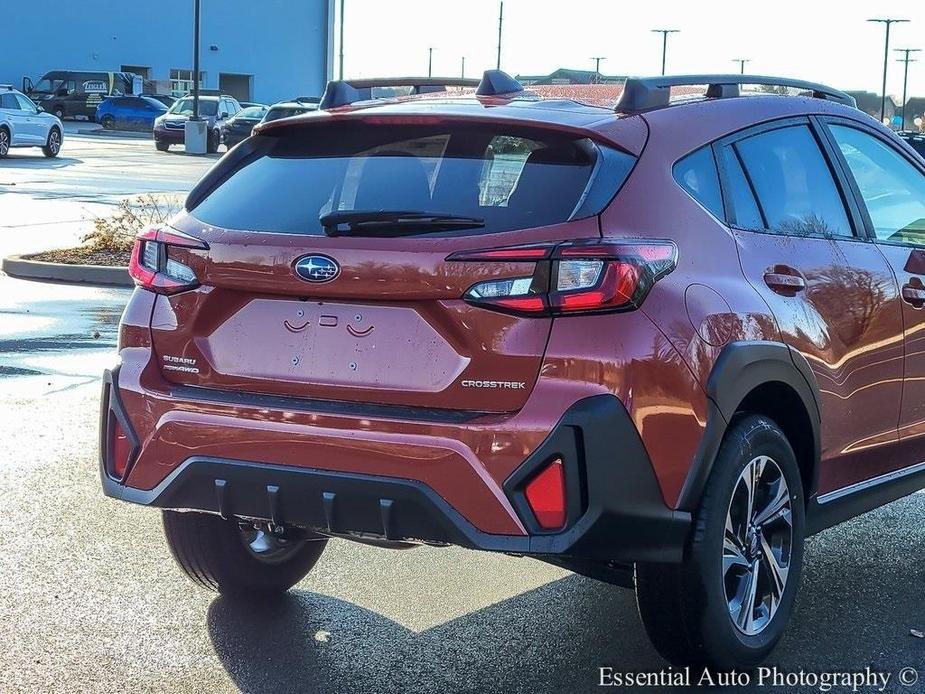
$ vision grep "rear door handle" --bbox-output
[902,283,925,308]
[764,271,806,295]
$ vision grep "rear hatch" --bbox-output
[144,117,637,412]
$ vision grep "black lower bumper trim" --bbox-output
[102,378,690,562]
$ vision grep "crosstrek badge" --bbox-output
[460,379,527,389]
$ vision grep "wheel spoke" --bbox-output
[754,479,790,526]
[724,531,749,574]
[760,534,789,601]
[735,561,760,632]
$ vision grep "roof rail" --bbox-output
[615,74,856,112]
[0,84,13,91]
[318,70,525,109]
[320,76,479,109]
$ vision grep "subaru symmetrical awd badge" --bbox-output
[295,254,340,283]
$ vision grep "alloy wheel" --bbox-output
[0,130,8,156]
[49,130,60,154]
[723,455,793,636]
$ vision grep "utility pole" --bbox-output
[192,0,201,120]
[461,56,465,79]
[868,18,909,123]
[338,0,345,79]
[896,48,921,131]
[591,56,606,81]
[651,29,679,76]
[428,47,433,77]
[732,58,750,74]
[496,1,504,70]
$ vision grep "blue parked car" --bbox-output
[96,95,167,131]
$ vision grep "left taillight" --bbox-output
[128,225,207,295]
[449,239,677,316]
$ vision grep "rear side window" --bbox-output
[189,124,636,235]
[734,125,851,237]
[720,147,764,230]
[0,93,19,110]
[674,146,724,218]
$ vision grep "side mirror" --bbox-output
[36,104,45,113]
[220,111,229,119]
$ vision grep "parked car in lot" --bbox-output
[96,95,168,131]
[153,94,241,153]
[898,131,925,157]
[260,98,318,124]
[22,70,136,121]
[145,94,177,109]
[103,70,925,671]
[220,104,268,148]
[0,85,62,157]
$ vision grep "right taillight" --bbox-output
[128,225,207,295]
[451,239,677,316]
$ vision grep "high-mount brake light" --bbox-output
[128,225,208,295]
[452,240,677,316]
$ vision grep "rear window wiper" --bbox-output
[320,210,485,237]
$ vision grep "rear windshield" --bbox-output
[264,106,314,122]
[189,124,634,235]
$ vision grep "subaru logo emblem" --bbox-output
[294,254,340,283]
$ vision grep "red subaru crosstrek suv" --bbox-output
[100,70,925,668]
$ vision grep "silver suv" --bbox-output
[0,85,63,158]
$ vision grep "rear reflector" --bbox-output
[109,415,132,480]
[524,458,567,530]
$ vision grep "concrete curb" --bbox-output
[1,254,132,287]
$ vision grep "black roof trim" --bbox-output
[615,74,856,113]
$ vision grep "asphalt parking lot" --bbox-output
[1,135,924,693]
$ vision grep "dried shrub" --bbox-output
[82,194,183,252]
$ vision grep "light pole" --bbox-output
[896,48,921,131]
[868,18,909,123]
[461,56,465,78]
[496,1,504,70]
[651,29,679,75]
[732,58,750,74]
[428,47,433,77]
[338,0,345,79]
[591,56,606,81]
[192,0,201,121]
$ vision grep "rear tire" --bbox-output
[635,415,805,670]
[207,129,219,154]
[0,127,9,158]
[162,511,327,595]
[101,115,115,130]
[42,127,61,157]
[52,105,64,120]
[155,141,170,152]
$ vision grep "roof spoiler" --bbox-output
[319,69,524,109]
[615,74,856,112]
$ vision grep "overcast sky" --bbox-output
[340,0,925,97]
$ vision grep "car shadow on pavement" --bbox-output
[207,573,662,694]
[207,495,925,694]
[0,155,82,167]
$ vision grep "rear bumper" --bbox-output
[101,366,690,563]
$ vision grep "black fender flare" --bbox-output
[676,341,822,511]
